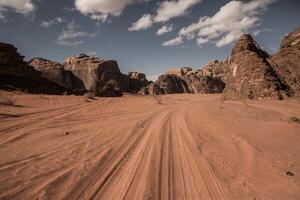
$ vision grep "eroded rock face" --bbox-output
[0,42,66,94]
[63,54,128,96]
[271,27,300,97]
[145,74,189,95]
[181,72,225,94]
[199,60,230,83]
[28,58,75,90]
[128,71,149,92]
[224,34,289,99]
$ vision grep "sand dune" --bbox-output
[0,92,300,199]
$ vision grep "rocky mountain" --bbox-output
[270,27,300,97]
[0,42,67,94]
[223,34,290,100]
[1,26,299,99]
[140,64,226,95]
[26,54,150,97]
[63,54,126,96]
[28,58,77,91]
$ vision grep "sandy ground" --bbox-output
[0,91,300,200]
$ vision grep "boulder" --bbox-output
[224,34,290,99]
[270,27,300,97]
[0,42,67,94]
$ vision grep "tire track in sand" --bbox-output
[78,107,227,200]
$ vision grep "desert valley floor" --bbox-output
[0,92,300,200]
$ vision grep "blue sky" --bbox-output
[0,0,299,79]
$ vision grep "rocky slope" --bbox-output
[0,42,67,94]
[223,34,290,100]
[271,27,300,97]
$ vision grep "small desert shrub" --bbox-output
[84,92,95,100]
[288,116,300,124]
[0,95,15,106]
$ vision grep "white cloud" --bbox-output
[0,0,35,17]
[196,37,209,46]
[90,14,108,23]
[170,0,275,48]
[41,17,63,28]
[157,25,173,35]
[128,14,153,31]
[162,36,183,46]
[129,0,202,32]
[154,0,202,22]
[57,20,96,46]
[252,30,261,36]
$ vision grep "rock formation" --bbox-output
[63,54,128,96]
[128,71,149,92]
[223,34,290,99]
[140,74,189,95]
[271,27,300,97]
[0,42,67,94]
[1,26,299,99]
[141,65,226,95]
[28,58,76,90]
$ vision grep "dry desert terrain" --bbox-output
[0,91,300,200]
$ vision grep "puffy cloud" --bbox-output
[0,0,35,17]
[129,0,202,32]
[57,20,96,46]
[128,14,153,31]
[162,36,183,47]
[196,37,209,47]
[167,0,275,48]
[75,0,150,22]
[75,0,134,16]
[156,25,173,35]
[41,17,63,28]
[154,0,202,22]
[90,14,108,23]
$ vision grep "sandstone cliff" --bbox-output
[223,34,290,99]
[0,42,67,94]
[271,27,300,97]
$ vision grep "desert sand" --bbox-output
[0,91,300,200]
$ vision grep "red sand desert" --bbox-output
[0,92,300,200]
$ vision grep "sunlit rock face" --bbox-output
[271,27,300,97]
[223,34,290,100]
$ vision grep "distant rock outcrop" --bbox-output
[141,74,189,95]
[141,65,226,95]
[0,42,67,94]
[128,71,149,92]
[223,34,290,99]
[63,54,128,96]
[271,27,300,97]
